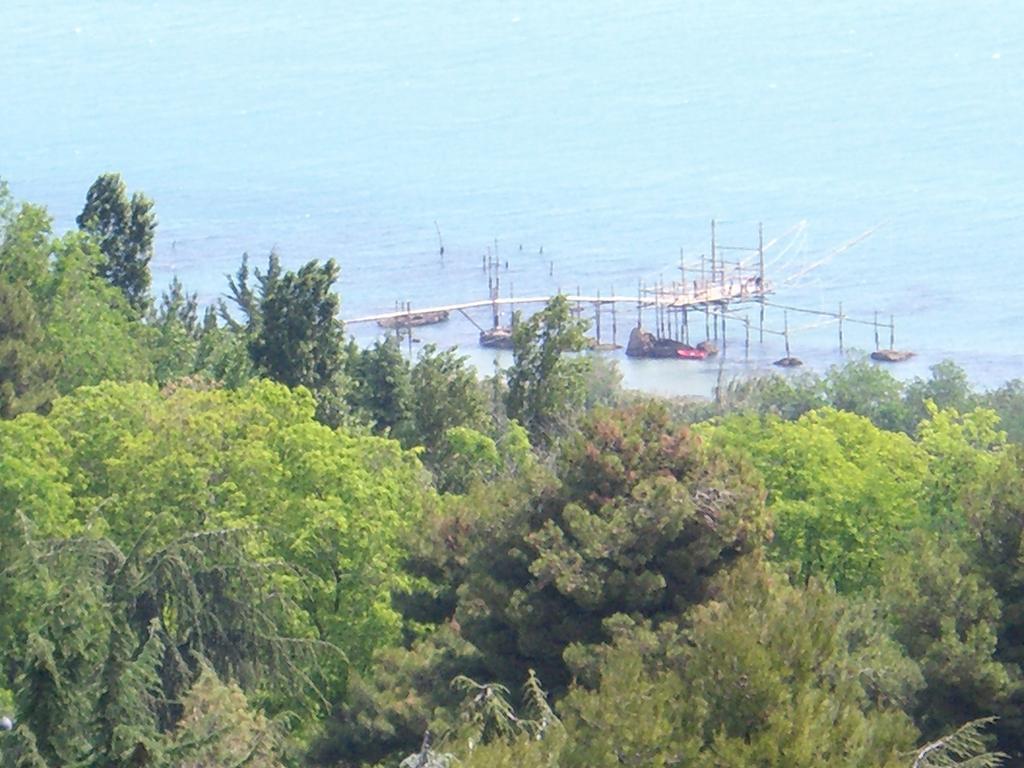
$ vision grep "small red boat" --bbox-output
[676,347,708,360]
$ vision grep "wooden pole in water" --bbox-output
[611,287,618,345]
[682,306,689,345]
[874,311,880,350]
[595,290,602,344]
[492,276,500,329]
[838,302,844,353]
[721,309,727,352]
[784,310,791,357]
[406,302,413,356]
[745,314,750,362]
[758,222,765,343]
[711,219,717,286]
[637,279,643,328]
[654,281,660,337]
[890,314,895,349]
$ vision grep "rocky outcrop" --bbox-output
[871,349,915,362]
[773,356,803,367]
[627,327,713,359]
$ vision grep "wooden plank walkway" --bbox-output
[344,281,771,324]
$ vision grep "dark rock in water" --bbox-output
[871,349,915,362]
[773,356,803,367]
[696,340,718,357]
[626,327,700,358]
[626,326,656,357]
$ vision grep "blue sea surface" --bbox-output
[3,1,1022,394]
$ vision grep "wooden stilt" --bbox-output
[758,222,765,343]
[838,302,844,354]
[611,287,618,345]
[745,314,750,362]
[784,310,791,357]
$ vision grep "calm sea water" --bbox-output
[3,1,1022,395]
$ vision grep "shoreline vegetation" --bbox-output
[2,175,1022,767]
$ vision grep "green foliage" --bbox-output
[0,525,312,767]
[43,233,154,392]
[0,278,54,417]
[348,335,412,435]
[963,447,1024,758]
[981,379,1024,445]
[721,369,826,420]
[702,408,928,590]
[404,343,488,456]
[3,380,432,683]
[879,533,1012,739]
[149,276,201,385]
[908,717,1006,767]
[167,667,285,768]
[76,172,156,312]
[431,426,502,494]
[309,626,487,767]
[506,295,590,444]
[917,403,1006,528]
[230,252,349,425]
[471,558,921,768]
[0,194,153,413]
[823,358,910,432]
[457,401,768,690]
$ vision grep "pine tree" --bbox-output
[76,173,156,312]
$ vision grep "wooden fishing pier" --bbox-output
[343,221,908,365]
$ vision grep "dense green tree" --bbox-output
[917,403,1006,528]
[0,279,54,417]
[701,408,928,590]
[720,370,825,420]
[406,344,488,452]
[903,360,978,431]
[149,276,201,385]
[823,358,910,432]
[76,172,156,312]
[42,233,153,393]
[879,532,1012,740]
[348,335,412,436]
[982,379,1024,444]
[309,625,488,768]
[457,401,768,690]
[456,559,922,768]
[0,201,53,301]
[22,379,432,670]
[240,255,348,425]
[506,295,590,444]
[167,668,285,768]
[0,526,320,768]
[964,446,1024,759]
